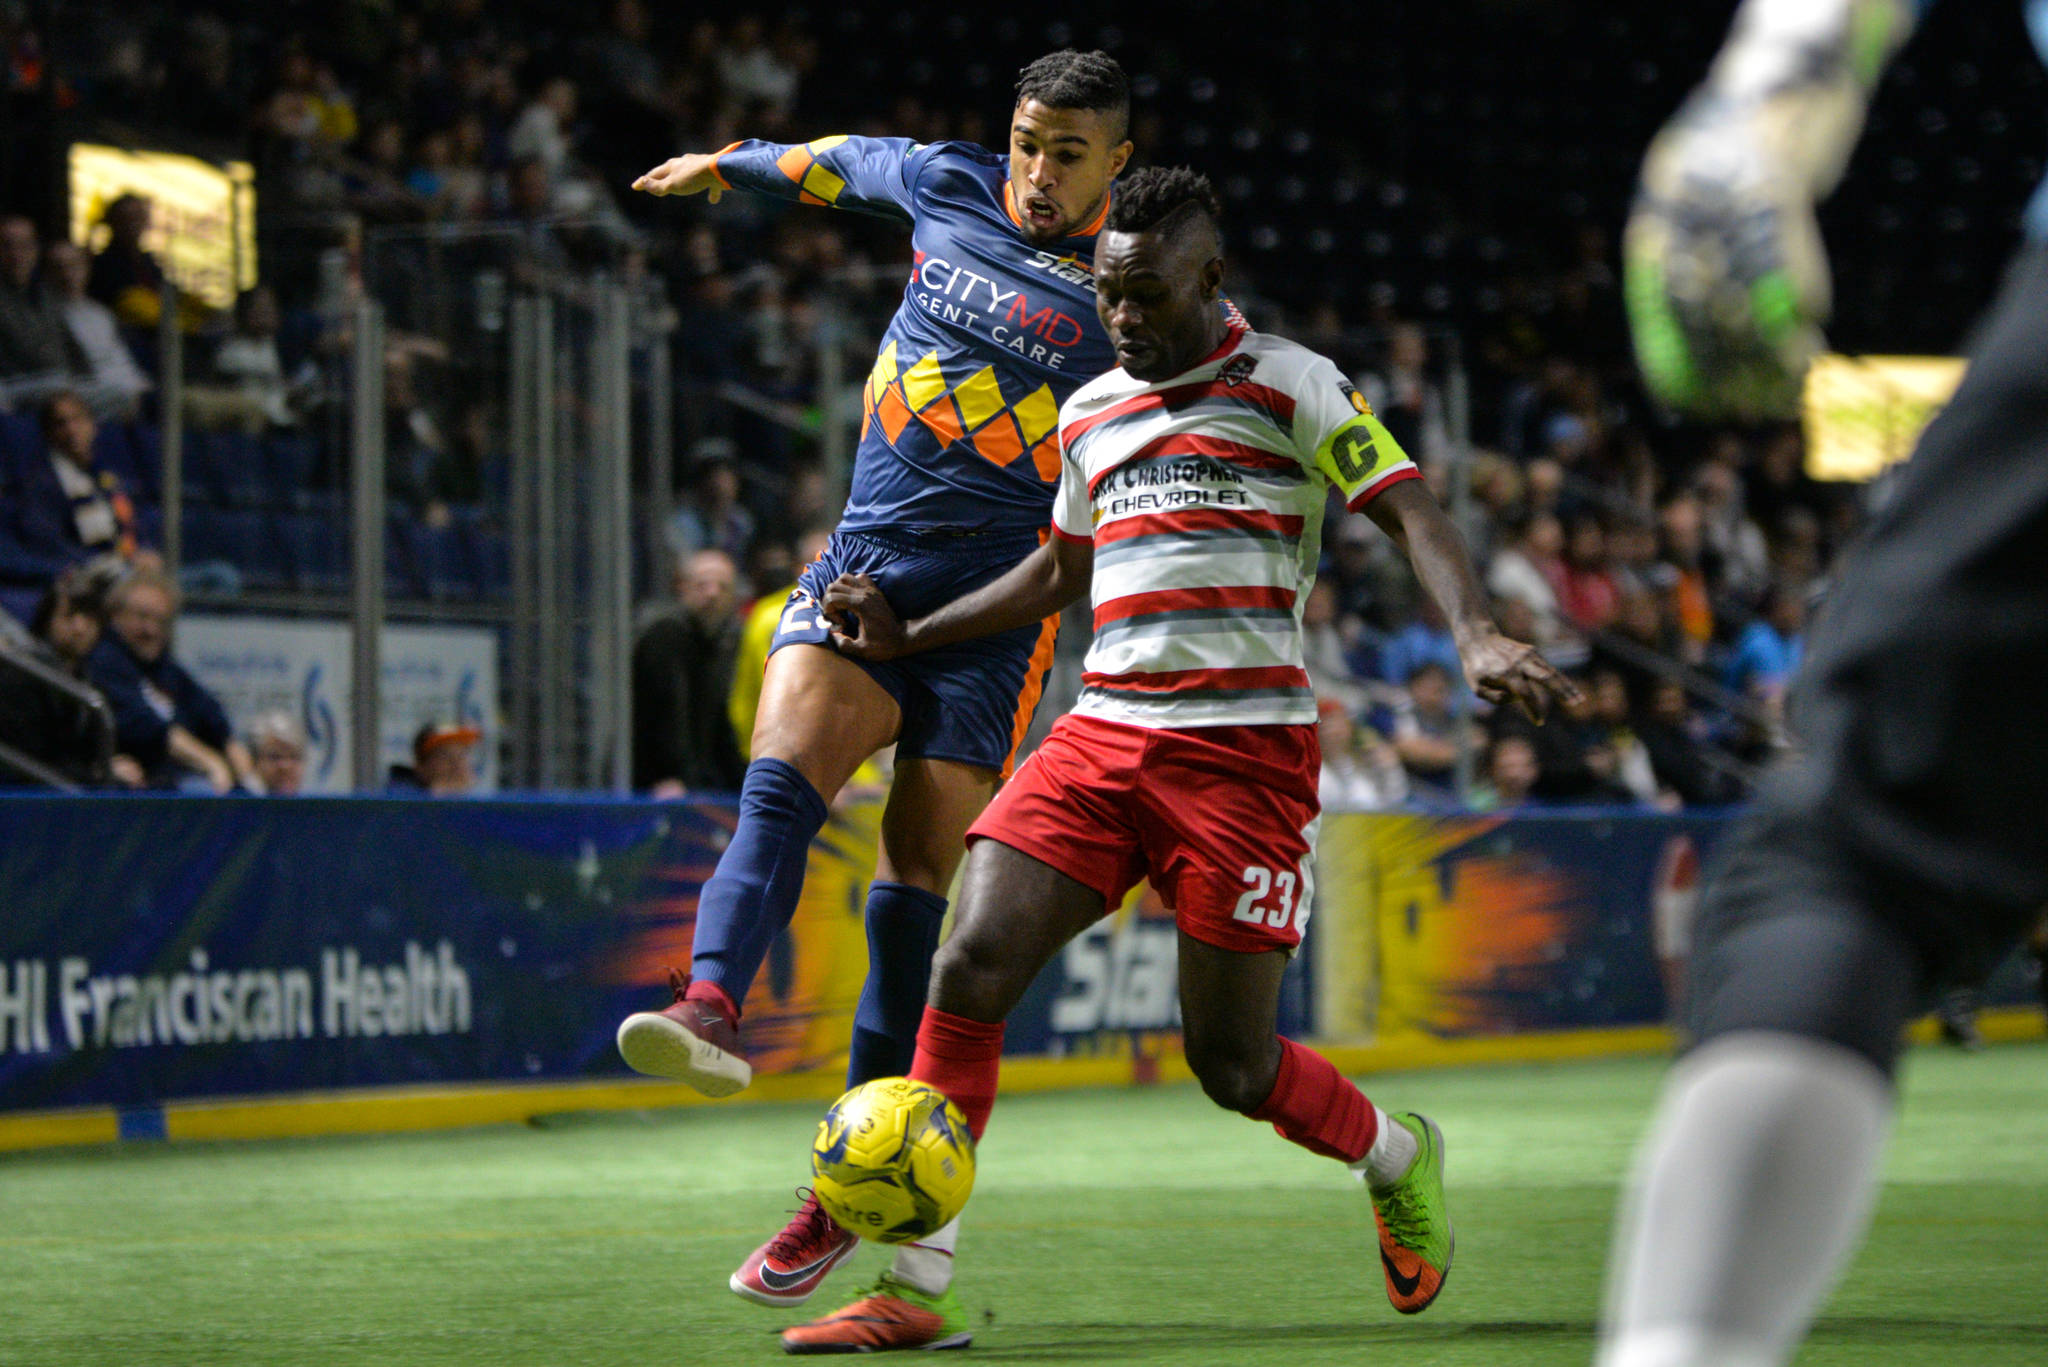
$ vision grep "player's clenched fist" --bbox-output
[632,153,725,201]
[822,573,907,661]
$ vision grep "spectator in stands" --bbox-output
[1523,456,1566,519]
[1,391,149,582]
[498,155,573,279]
[716,16,801,114]
[632,547,746,796]
[1656,490,1715,660]
[1471,734,1541,812]
[87,567,255,792]
[1637,676,1744,808]
[1606,514,1662,599]
[731,527,831,757]
[86,194,166,329]
[387,721,479,796]
[1768,504,1826,598]
[1486,510,1577,661]
[1557,511,1620,632]
[508,76,579,183]
[344,117,427,224]
[42,240,149,418]
[1378,593,1463,695]
[0,215,74,387]
[1300,579,1364,711]
[246,709,306,795]
[1390,660,1477,794]
[583,0,669,118]
[189,286,309,431]
[1693,446,1770,608]
[1494,667,1625,804]
[743,537,797,609]
[1724,580,1807,705]
[0,568,140,787]
[1744,426,1831,544]
[667,440,755,562]
[1357,321,1447,469]
[1456,451,1523,569]
[1589,665,1665,808]
[1603,583,1687,692]
[1318,696,1409,811]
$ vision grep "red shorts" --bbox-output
[967,713,1322,954]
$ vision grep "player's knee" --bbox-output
[927,931,1013,1018]
[1185,1037,1277,1115]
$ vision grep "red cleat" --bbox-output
[731,1189,861,1307]
[615,969,751,1097]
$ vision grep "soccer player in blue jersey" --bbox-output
[616,50,1142,1336]
[1601,3,2048,1364]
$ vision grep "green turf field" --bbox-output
[3,1043,2044,1366]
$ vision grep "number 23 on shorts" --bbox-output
[1232,862,1313,932]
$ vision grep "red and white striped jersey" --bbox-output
[1051,326,1420,729]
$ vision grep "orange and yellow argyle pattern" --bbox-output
[861,339,1064,482]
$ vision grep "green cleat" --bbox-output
[1368,1112,1453,1314]
[780,1271,972,1354]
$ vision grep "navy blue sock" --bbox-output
[690,757,830,1010]
[846,880,950,1086]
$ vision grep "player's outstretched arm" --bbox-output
[824,536,1093,663]
[635,136,928,223]
[1365,480,1580,723]
[1625,0,1918,418]
[632,154,726,201]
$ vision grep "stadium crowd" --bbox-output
[3,0,2018,802]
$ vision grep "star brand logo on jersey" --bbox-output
[1339,377,1374,416]
[1218,354,1258,387]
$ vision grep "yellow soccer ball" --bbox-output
[811,1077,976,1244]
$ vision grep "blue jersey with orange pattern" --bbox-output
[709,135,1118,536]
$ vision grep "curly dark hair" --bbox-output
[1103,165,1222,239]
[1015,50,1129,140]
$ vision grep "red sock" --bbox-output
[908,1006,1004,1141]
[685,978,740,1022]
[1250,1036,1379,1163]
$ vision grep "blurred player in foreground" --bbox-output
[618,50,1158,1318]
[820,167,1577,1353]
[1602,2,2048,1364]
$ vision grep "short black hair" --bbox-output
[1015,50,1130,141]
[1103,165,1222,241]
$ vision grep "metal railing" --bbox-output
[0,646,115,792]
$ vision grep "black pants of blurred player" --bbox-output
[1687,246,2048,1071]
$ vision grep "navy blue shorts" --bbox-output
[769,527,1057,776]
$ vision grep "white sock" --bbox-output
[1348,1106,1418,1189]
[1597,1031,1894,1367]
[888,1215,960,1296]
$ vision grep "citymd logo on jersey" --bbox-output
[909,250,1090,367]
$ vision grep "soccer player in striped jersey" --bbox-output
[817,167,1575,1350]
[616,51,1158,1316]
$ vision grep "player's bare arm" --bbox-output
[1365,478,1580,723]
[824,535,1093,663]
[632,152,725,201]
